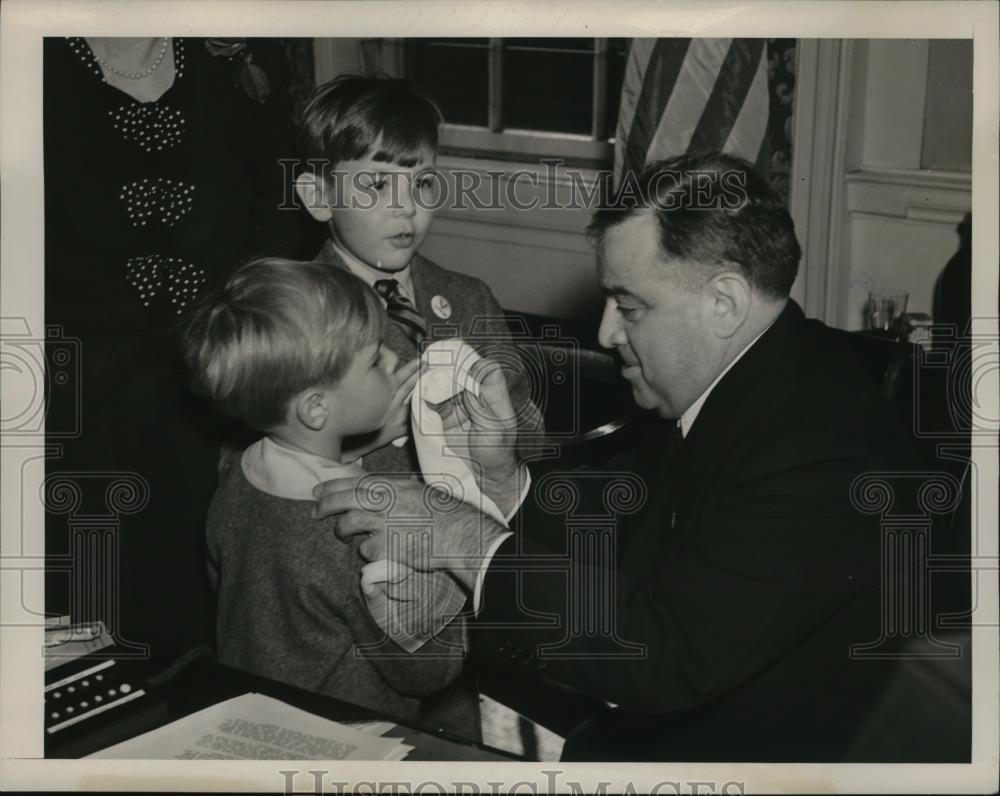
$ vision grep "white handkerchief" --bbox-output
[412,339,506,525]
[362,339,507,590]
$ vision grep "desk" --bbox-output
[45,650,522,761]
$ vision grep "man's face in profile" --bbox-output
[597,212,719,419]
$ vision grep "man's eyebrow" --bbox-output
[600,283,637,298]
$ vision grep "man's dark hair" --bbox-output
[588,153,801,298]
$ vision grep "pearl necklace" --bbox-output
[92,37,170,80]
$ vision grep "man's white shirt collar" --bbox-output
[678,320,775,439]
[242,436,365,501]
[329,237,415,303]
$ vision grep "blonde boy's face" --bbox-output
[327,339,399,435]
[325,152,437,273]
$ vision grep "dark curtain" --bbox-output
[279,38,316,123]
[766,39,796,204]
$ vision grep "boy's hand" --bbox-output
[379,354,422,440]
[341,356,421,462]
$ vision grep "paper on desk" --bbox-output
[87,692,413,760]
[345,720,397,737]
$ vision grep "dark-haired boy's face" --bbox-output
[326,153,437,272]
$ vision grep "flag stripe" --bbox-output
[754,134,771,175]
[623,38,692,178]
[687,39,765,154]
[614,38,656,178]
[614,38,772,188]
[722,50,770,167]
[646,38,732,163]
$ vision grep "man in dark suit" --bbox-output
[317,154,959,762]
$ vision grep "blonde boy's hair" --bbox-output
[184,258,385,430]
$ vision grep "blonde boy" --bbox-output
[184,258,466,725]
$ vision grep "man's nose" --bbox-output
[597,298,625,349]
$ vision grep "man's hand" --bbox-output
[342,356,421,463]
[431,357,519,482]
[313,475,509,592]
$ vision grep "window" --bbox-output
[405,38,629,165]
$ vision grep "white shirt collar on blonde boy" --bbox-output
[241,436,364,501]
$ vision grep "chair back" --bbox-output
[828,328,914,405]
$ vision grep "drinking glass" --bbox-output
[867,290,909,332]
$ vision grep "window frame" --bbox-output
[403,37,618,167]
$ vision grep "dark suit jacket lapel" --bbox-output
[615,300,806,557]
[619,415,683,587]
[409,252,430,310]
[670,300,806,546]
[410,255,463,342]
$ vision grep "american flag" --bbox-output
[614,38,771,186]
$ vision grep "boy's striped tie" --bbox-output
[374,279,428,345]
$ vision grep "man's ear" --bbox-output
[294,388,330,431]
[708,268,752,338]
[295,172,332,223]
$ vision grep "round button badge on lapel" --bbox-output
[431,295,452,320]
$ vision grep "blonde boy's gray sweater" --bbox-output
[207,455,466,724]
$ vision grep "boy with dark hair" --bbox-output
[294,75,543,474]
